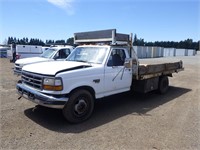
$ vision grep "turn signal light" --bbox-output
[43,85,63,91]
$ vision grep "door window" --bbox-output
[55,48,71,59]
[107,49,126,66]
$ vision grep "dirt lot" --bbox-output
[0,54,200,150]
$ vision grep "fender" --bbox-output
[59,69,105,99]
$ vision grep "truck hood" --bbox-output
[15,57,50,65]
[22,61,92,76]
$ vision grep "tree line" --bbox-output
[7,37,45,46]
[7,37,74,46]
[6,35,199,50]
[133,35,199,50]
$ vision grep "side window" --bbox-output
[64,49,71,57]
[107,49,126,66]
[55,49,71,59]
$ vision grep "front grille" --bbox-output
[22,71,43,90]
[15,64,21,71]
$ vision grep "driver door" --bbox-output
[104,48,132,96]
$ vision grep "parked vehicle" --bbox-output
[14,45,74,75]
[7,44,16,62]
[16,29,184,123]
[15,45,43,60]
[0,46,9,58]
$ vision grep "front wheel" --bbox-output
[63,89,94,123]
[158,76,169,94]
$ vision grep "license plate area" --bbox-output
[18,88,35,100]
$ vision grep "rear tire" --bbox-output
[158,76,169,94]
[62,89,94,123]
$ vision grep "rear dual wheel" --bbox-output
[62,89,94,123]
[158,76,169,94]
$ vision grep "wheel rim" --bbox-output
[74,99,88,116]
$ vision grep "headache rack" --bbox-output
[74,29,132,46]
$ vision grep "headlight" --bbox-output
[43,77,63,91]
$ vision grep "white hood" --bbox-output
[15,57,50,65]
[22,61,92,75]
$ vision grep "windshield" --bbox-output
[40,48,56,58]
[67,47,108,64]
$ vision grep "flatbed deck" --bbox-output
[133,59,184,80]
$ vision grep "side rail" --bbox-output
[134,61,184,80]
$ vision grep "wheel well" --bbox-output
[70,86,95,99]
[164,74,172,77]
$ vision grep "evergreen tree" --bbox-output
[25,37,29,44]
[66,37,74,45]
[133,34,138,46]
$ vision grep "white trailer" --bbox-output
[16,45,43,60]
[0,46,9,58]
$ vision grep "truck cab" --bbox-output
[14,45,74,75]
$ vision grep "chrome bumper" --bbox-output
[16,83,68,109]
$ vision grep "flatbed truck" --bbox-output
[16,29,184,123]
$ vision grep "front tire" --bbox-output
[63,89,94,123]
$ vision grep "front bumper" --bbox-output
[14,68,22,75]
[16,83,68,109]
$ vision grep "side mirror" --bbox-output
[124,58,132,68]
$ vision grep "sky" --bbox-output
[0,0,199,44]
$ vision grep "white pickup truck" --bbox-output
[14,45,74,75]
[16,29,183,123]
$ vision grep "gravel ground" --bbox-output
[0,54,200,150]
